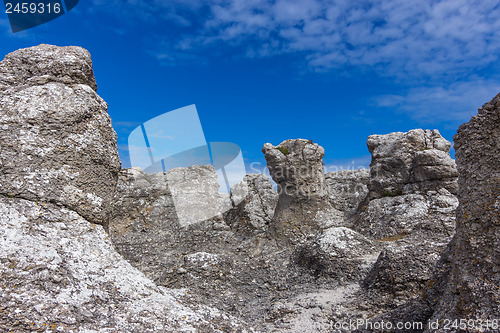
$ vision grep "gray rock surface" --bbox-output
[0,196,250,333]
[3,44,497,333]
[361,92,500,333]
[367,129,458,198]
[0,44,251,333]
[349,129,459,312]
[363,239,449,304]
[325,169,370,213]
[0,44,120,226]
[0,44,97,92]
[165,164,225,226]
[424,92,500,330]
[262,139,344,244]
[354,189,458,240]
[225,174,278,236]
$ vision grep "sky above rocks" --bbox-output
[1,0,499,173]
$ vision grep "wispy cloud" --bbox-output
[374,79,500,124]
[86,1,500,84]
[103,0,500,80]
[85,0,500,126]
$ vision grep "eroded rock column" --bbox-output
[263,139,343,244]
[0,44,121,226]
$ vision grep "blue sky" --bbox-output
[1,0,500,174]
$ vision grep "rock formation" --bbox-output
[224,174,278,236]
[0,44,120,226]
[1,44,498,333]
[351,129,459,310]
[366,129,458,199]
[0,45,250,332]
[325,168,370,213]
[262,139,344,244]
[423,92,500,330]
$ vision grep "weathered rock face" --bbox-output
[325,169,370,213]
[109,164,386,332]
[225,174,278,236]
[0,44,120,226]
[4,44,496,333]
[363,239,449,305]
[0,197,250,332]
[353,130,458,242]
[263,139,344,244]
[0,44,97,92]
[349,129,459,310]
[425,92,500,327]
[0,45,250,333]
[354,189,458,240]
[367,129,458,198]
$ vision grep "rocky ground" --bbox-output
[0,44,498,332]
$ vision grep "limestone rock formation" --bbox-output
[0,44,120,226]
[424,92,500,329]
[109,164,383,330]
[325,169,370,213]
[0,44,251,333]
[350,129,459,309]
[225,174,278,236]
[0,197,249,332]
[0,44,97,91]
[262,139,344,244]
[3,43,497,333]
[367,129,458,198]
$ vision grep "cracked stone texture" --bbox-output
[0,44,252,333]
[424,92,500,330]
[262,139,344,245]
[0,44,97,92]
[366,129,458,199]
[358,93,500,333]
[225,174,278,236]
[349,129,459,310]
[0,44,120,226]
[109,165,383,331]
[325,169,370,213]
[0,196,251,333]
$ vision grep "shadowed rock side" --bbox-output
[109,166,380,330]
[0,44,120,227]
[422,91,500,331]
[356,93,499,333]
[0,45,252,333]
[224,174,278,236]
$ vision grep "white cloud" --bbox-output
[89,0,500,81]
[374,79,500,123]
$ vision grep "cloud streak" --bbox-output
[108,0,500,81]
[88,0,500,126]
[374,79,500,124]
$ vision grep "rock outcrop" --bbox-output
[0,197,249,332]
[263,139,344,244]
[351,129,459,309]
[2,44,497,333]
[0,45,250,333]
[366,129,458,199]
[325,168,370,213]
[0,44,120,226]
[424,92,500,329]
[224,174,278,236]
